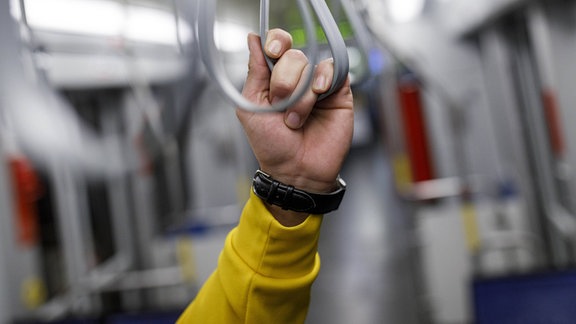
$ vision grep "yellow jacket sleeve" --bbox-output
[177,191,323,323]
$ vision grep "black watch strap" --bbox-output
[252,170,346,214]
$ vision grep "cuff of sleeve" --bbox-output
[231,191,323,279]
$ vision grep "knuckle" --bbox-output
[284,49,308,63]
[272,77,296,95]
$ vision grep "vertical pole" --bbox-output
[50,162,94,313]
[0,137,14,324]
[0,2,46,321]
[508,17,566,266]
[0,2,18,320]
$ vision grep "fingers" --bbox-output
[241,33,271,105]
[312,59,335,94]
[241,30,295,108]
[241,29,340,130]
[279,58,337,129]
[283,64,318,129]
[269,49,309,103]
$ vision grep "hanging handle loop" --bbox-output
[198,0,349,112]
[260,0,349,101]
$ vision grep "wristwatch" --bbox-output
[252,170,346,214]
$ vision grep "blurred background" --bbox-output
[1,0,576,323]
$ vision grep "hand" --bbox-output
[237,29,354,225]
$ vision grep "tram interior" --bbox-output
[1,0,576,323]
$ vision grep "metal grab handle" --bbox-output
[260,0,349,101]
[339,0,373,86]
[198,0,349,112]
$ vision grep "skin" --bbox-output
[237,29,354,227]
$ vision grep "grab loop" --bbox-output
[198,0,349,112]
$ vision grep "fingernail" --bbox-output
[314,75,327,91]
[267,40,282,56]
[285,112,301,129]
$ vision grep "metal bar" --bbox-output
[0,132,15,324]
[509,19,569,266]
[89,267,186,293]
[0,2,20,321]
[339,0,373,86]
[0,4,47,321]
[101,98,137,269]
[50,163,94,314]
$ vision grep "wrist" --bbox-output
[252,170,346,218]
[255,170,328,227]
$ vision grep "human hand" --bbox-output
[237,29,354,225]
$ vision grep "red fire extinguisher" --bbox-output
[8,156,42,248]
[397,72,435,183]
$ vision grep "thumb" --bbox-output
[241,33,271,103]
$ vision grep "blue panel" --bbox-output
[473,270,576,324]
[14,318,100,324]
[106,311,182,324]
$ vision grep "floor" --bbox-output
[306,143,424,324]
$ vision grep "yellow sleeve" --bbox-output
[177,191,323,323]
